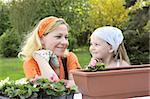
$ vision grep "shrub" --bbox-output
[0,29,21,57]
[68,36,78,51]
[124,30,149,64]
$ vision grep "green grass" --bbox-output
[0,47,91,80]
[0,57,24,80]
[74,47,91,68]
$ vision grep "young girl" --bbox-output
[18,16,80,88]
[89,26,130,68]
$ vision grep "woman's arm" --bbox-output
[32,50,59,82]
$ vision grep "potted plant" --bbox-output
[0,77,76,99]
[72,63,150,99]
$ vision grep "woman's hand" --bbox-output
[64,79,76,88]
[33,49,51,62]
[30,75,42,82]
[32,50,60,82]
[32,50,49,64]
[32,49,59,68]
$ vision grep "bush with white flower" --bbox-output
[0,77,77,99]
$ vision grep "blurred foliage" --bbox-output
[123,0,150,64]
[87,0,129,31]
[0,29,21,57]
[9,0,41,37]
[124,30,149,64]
[8,0,89,38]
[0,1,10,36]
[68,35,78,51]
[125,0,137,7]
[128,0,150,12]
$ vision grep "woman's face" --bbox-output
[89,35,112,60]
[41,24,69,56]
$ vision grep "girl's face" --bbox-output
[41,24,69,56]
[89,35,112,60]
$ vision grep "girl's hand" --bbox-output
[89,58,102,65]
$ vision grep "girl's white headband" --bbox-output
[92,26,123,54]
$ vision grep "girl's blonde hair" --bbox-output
[18,16,69,60]
[115,42,130,64]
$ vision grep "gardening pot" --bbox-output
[72,64,150,99]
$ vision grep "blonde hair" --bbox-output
[115,42,130,64]
[18,16,69,60]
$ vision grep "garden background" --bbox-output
[0,0,149,80]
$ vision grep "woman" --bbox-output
[18,16,81,87]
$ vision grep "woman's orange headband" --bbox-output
[38,16,59,38]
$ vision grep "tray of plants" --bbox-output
[0,78,76,99]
